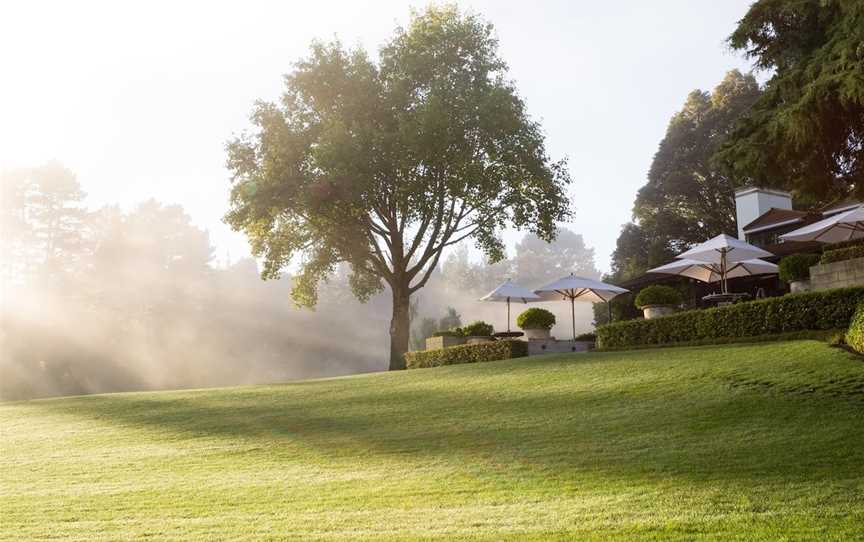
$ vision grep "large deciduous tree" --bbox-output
[635,70,761,254]
[224,6,571,370]
[718,0,864,200]
[610,70,761,282]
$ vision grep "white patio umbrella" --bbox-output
[648,258,778,283]
[534,274,629,340]
[779,205,864,243]
[676,234,773,293]
[479,280,541,332]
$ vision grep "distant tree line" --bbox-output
[0,164,395,400]
[0,164,599,399]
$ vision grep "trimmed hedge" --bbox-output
[405,340,528,369]
[847,301,864,354]
[825,237,864,251]
[598,329,843,352]
[778,253,820,282]
[596,287,864,349]
[821,245,864,265]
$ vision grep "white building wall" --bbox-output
[734,187,793,240]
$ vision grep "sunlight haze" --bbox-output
[1,0,757,270]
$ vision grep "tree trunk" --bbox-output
[389,282,411,370]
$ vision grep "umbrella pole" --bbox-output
[507,298,511,333]
[607,300,612,323]
[571,296,576,341]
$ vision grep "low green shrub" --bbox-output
[517,308,556,330]
[574,332,596,342]
[432,330,462,338]
[827,330,847,347]
[634,285,683,309]
[461,320,494,337]
[778,253,820,282]
[821,245,864,265]
[405,340,528,369]
[846,301,864,354]
[596,287,864,349]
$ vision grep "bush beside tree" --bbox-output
[405,340,528,369]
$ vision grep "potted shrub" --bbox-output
[634,285,682,319]
[517,308,556,339]
[779,253,820,292]
[461,321,495,344]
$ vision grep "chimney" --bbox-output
[734,187,793,240]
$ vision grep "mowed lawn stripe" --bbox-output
[1,340,863,540]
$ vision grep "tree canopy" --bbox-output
[513,230,598,286]
[610,71,761,282]
[718,0,864,200]
[225,6,571,369]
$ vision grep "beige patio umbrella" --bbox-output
[479,280,541,333]
[647,258,778,283]
[534,274,629,340]
[779,205,864,243]
[675,234,774,293]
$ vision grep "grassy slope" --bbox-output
[1,341,863,541]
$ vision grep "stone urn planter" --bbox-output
[523,328,552,340]
[635,285,683,320]
[789,279,812,293]
[641,304,676,320]
[517,308,556,342]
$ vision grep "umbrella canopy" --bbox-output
[779,205,864,243]
[479,280,541,332]
[675,234,774,293]
[648,258,778,283]
[534,274,629,340]
[479,280,541,303]
[677,234,773,264]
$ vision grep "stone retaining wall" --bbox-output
[424,336,465,351]
[810,257,864,291]
[527,339,592,356]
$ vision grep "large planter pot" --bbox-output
[466,336,494,345]
[789,279,812,293]
[523,328,551,340]
[642,305,675,319]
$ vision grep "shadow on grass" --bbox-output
[18,351,864,487]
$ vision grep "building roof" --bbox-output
[821,198,861,216]
[741,208,809,234]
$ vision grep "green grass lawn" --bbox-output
[2,340,863,541]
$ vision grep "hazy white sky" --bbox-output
[1,0,758,272]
